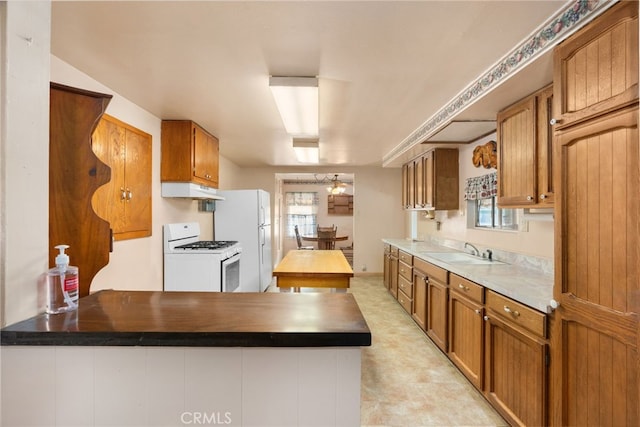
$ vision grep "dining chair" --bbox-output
[317,224,337,233]
[317,228,337,250]
[294,225,314,250]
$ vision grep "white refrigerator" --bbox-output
[214,189,272,292]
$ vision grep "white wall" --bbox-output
[1,1,51,326]
[416,133,554,259]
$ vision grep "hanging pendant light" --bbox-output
[326,174,347,195]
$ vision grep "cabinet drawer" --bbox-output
[398,275,413,298]
[390,246,399,256]
[399,250,413,265]
[450,274,484,304]
[486,290,546,338]
[398,289,412,314]
[398,261,413,282]
[414,257,448,284]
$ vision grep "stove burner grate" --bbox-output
[175,240,238,250]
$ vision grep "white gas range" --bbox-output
[163,222,242,292]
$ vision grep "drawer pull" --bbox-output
[504,305,520,317]
[458,283,469,291]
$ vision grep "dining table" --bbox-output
[272,249,354,292]
[301,234,349,250]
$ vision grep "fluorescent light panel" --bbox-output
[292,137,319,164]
[269,76,319,136]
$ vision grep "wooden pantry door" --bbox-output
[552,105,639,426]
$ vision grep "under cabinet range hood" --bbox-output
[161,182,225,200]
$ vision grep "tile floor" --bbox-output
[350,275,507,427]
[273,275,508,426]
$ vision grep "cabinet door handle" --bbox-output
[458,283,469,291]
[126,188,132,201]
[475,309,481,315]
[484,315,489,321]
[526,195,533,201]
[540,194,547,200]
[503,305,520,317]
[120,187,126,201]
[549,118,562,125]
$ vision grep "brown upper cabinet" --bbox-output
[92,114,152,241]
[402,148,459,210]
[161,120,219,188]
[496,84,554,208]
[553,1,639,131]
[327,194,353,215]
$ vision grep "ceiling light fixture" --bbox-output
[292,137,319,164]
[269,76,319,136]
[327,174,347,195]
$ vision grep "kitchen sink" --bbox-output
[427,252,505,265]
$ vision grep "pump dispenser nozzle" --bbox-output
[54,244,70,268]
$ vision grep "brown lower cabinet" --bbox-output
[412,268,428,331]
[426,275,448,352]
[383,245,399,298]
[484,290,548,427]
[448,274,485,390]
[387,247,550,426]
[484,313,548,427]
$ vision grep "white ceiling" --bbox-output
[51,1,565,168]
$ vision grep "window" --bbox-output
[474,197,518,230]
[285,192,318,237]
[464,172,518,231]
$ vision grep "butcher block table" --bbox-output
[273,249,354,291]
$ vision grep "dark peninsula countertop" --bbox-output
[1,290,372,347]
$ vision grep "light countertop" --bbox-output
[383,238,553,313]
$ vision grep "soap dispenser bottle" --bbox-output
[46,244,79,314]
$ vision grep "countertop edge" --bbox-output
[0,330,372,347]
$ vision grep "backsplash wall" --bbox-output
[414,133,554,261]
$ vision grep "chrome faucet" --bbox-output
[464,242,480,257]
